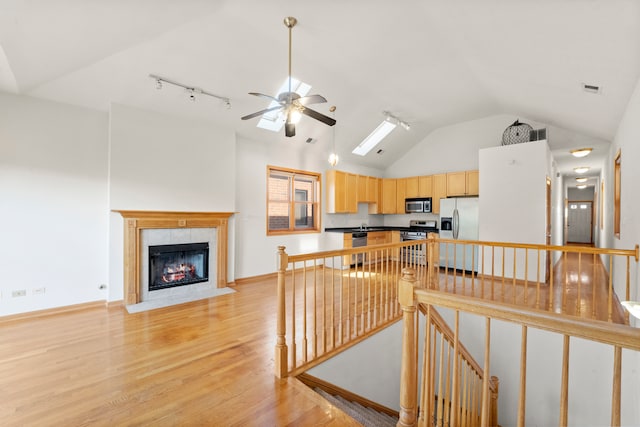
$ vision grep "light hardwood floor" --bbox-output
[0,278,360,427]
[0,251,625,426]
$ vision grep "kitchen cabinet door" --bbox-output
[367,176,379,204]
[396,178,407,213]
[446,171,467,196]
[432,174,447,214]
[418,175,433,197]
[381,179,397,214]
[447,170,479,197]
[356,175,368,202]
[346,173,358,212]
[466,170,479,195]
[326,170,358,213]
[405,177,419,198]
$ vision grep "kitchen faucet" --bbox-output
[360,223,368,231]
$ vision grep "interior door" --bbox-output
[567,201,593,244]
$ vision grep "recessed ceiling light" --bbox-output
[576,184,587,189]
[575,177,588,183]
[574,166,590,174]
[570,148,593,158]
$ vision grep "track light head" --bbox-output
[155,79,162,90]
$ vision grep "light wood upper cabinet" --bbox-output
[419,175,433,197]
[432,173,447,214]
[396,178,407,214]
[356,175,368,202]
[381,178,397,214]
[326,170,358,213]
[367,176,379,204]
[446,170,479,197]
[405,177,419,198]
[466,170,479,195]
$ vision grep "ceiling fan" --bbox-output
[241,16,336,137]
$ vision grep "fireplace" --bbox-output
[115,211,233,306]
[148,242,209,291]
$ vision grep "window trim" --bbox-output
[266,165,321,236]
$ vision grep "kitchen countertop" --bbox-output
[325,226,436,233]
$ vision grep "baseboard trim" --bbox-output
[296,372,399,418]
[0,300,108,323]
[234,272,277,285]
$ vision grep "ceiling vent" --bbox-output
[529,128,547,142]
[582,83,601,94]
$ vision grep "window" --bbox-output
[267,166,320,235]
[614,150,621,238]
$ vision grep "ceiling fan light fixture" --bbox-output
[574,166,590,174]
[570,148,593,158]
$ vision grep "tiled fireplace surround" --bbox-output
[115,211,233,306]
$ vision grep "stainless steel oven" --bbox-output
[400,220,438,265]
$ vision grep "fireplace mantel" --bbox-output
[114,210,234,305]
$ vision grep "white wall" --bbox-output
[386,114,545,178]
[0,93,109,315]
[478,141,551,280]
[107,104,236,301]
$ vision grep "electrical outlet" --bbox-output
[33,287,46,295]
[12,290,26,297]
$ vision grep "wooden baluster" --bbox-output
[480,317,491,427]
[461,362,468,427]
[517,325,527,427]
[536,249,541,309]
[608,256,613,322]
[562,251,568,313]
[611,345,622,426]
[275,246,289,378]
[576,253,582,315]
[592,253,597,319]
[419,305,433,425]
[511,247,517,304]
[313,259,318,358]
[625,256,631,324]
[481,245,486,298]
[397,268,418,427]
[501,247,506,302]
[524,248,529,304]
[302,263,308,363]
[290,265,297,370]
[435,334,446,427]
[321,257,326,354]
[450,311,460,427]
[559,335,570,426]
[443,341,452,427]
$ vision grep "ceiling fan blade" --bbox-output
[241,105,282,121]
[249,92,282,103]
[285,122,296,137]
[300,107,337,126]
[297,94,327,106]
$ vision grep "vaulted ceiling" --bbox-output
[1,0,638,177]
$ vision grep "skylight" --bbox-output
[257,77,311,132]
[352,120,397,156]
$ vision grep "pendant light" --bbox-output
[328,106,339,167]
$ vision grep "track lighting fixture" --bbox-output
[149,74,231,108]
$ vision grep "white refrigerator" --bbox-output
[439,197,479,271]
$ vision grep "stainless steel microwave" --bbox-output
[405,197,432,213]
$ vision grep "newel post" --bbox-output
[275,245,289,378]
[426,232,439,289]
[397,268,419,427]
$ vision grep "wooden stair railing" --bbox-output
[276,240,433,377]
[397,269,640,427]
[398,269,499,427]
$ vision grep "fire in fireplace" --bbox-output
[148,242,209,291]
